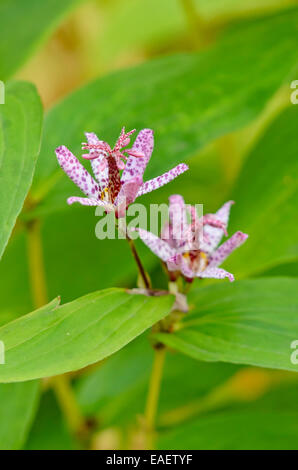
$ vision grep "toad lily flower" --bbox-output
[55,128,188,217]
[135,195,248,282]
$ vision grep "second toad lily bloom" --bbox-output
[135,195,248,282]
[55,128,188,217]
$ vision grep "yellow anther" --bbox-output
[100,187,109,201]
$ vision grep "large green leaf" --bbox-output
[158,410,298,450]
[0,81,42,260]
[158,378,298,449]
[0,381,39,450]
[0,289,173,383]
[33,8,298,206]
[155,278,298,372]
[225,106,298,277]
[0,0,84,80]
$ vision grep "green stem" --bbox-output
[144,347,166,449]
[26,218,86,438]
[26,219,48,309]
[51,374,86,436]
[183,281,193,295]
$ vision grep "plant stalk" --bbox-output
[26,218,86,438]
[27,219,48,309]
[144,346,166,449]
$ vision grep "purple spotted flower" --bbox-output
[55,128,188,217]
[135,195,248,282]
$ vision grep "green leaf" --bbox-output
[33,8,298,204]
[0,0,84,80]
[259,262,298,278]
[195,0,295,19]
[226,106,298,277]
[158,378,298,449]
[158,409,298,450]
[0,81,43,260]
[155,278,298,372]
[0,289,173,383]
[0,381,40,450]
[0,230,32,318]
[99,0,293,65]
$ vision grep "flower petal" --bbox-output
[115,176,143,217]
[135,228,176,262]
[115,176,143,205]
[55,146,99,198]
[199,266,234,282]
[202,214,228,236]
[169,254,196,279]
[166,253,182,272]
[121,129,154,183]
[67,196,111,208]
[201,200,234,254]
[208,231,249,268]
[84,133,109,190]
[136,163,189,197]
[166,194,189,249]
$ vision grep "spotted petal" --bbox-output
[55,146,99,198]
[201,200,235,254]
[135,228,176,262]
[166,253,181,271]
[85,132,109,191]
[208,231,248,268]
[169,254,195,279]
[116,176,143,206]
[121,128,154,183]
[67,197,112,210]
[198,266,234,282]
[137,163,189,197]
[168,194,189,249]
[115,176,143,217]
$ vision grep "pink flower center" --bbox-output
[81,127,145,203]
